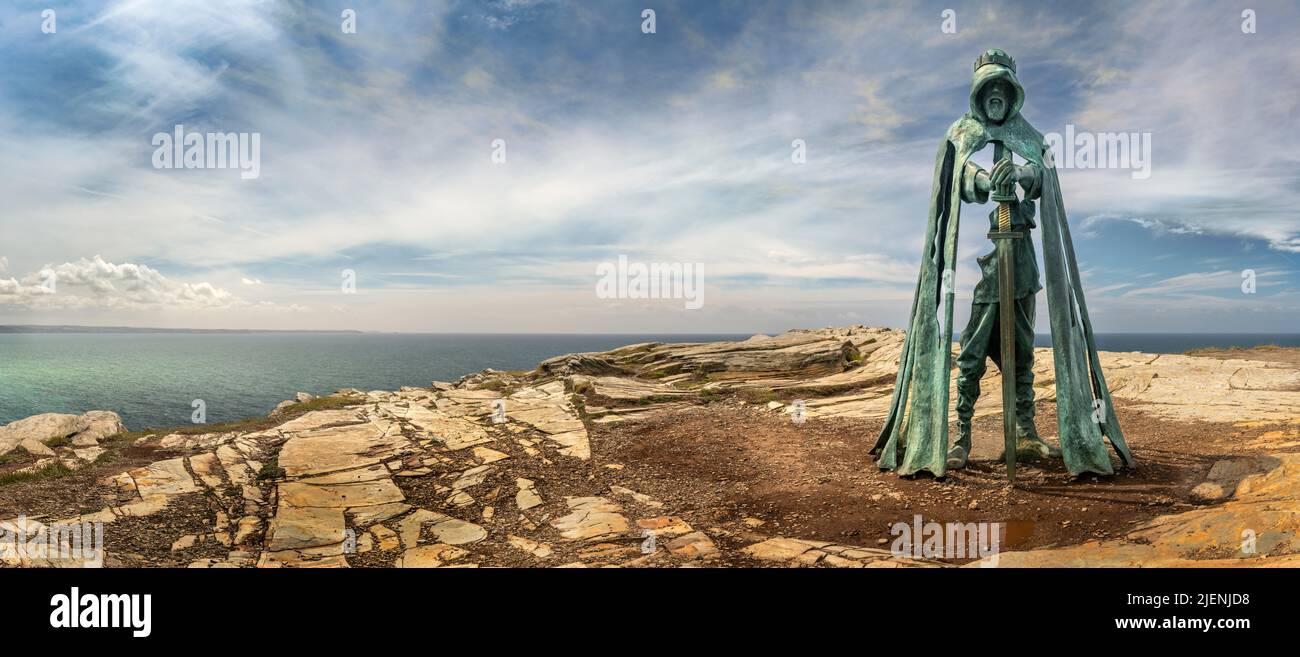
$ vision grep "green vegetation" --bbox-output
[1186,344,1286,356]
[642,363,683,379]
[738,387,779,404]
[638,394,681,405]
[44,435,72,448]
[569,394,590,422]
[284,393,365,413]
[0,460,74,487]
[138,393,364,439]
[475,379,518,395]
[257,457,285,481]
[609,343,657,357]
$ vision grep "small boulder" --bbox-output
[1189,482,1228,504]
[72,447,106,463]
[18,438,56,457]
[0,413,86,455]
[75,411,126,444]
[0,410,125,454]
[269,399,295,417]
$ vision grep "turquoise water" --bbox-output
[0,333,745,429]
[2,331,1296,431]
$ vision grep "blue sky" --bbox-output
[0,0,1297,332]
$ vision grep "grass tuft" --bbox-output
[737,388,778,404]
[0,460,75,486]
[256,458,285,481]
[44,435,73,448]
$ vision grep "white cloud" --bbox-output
[0,256,249,311]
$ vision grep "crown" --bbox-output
[974,49,1016,73]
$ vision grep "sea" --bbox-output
[1,331,1296,430]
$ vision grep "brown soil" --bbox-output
[592,399,1284,563]
[101,494,234,567]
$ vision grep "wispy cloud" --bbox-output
[0,0,1296,332]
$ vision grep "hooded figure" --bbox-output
[871,49,1134,478]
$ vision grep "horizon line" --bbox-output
[1,323,1299,336]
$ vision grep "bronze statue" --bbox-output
[872,49,1134,480]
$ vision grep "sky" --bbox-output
[0,0,1297,333]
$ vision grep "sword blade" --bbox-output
[996,232,1018,482]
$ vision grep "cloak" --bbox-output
[871,58,1135,478]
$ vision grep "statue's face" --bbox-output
[981,81,1010,123]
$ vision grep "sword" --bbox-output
[989,142,1020,483]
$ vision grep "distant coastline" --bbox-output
[0,325,365,334]
[1,329,1299,429]
[3,324,1299,343]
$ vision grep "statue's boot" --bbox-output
[946,420,973,469]
[999,422,1061,462]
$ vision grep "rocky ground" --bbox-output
[2,326,1298,568]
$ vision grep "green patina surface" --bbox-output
[871,49,1134,479]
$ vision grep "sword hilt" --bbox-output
[991,142,1016,231]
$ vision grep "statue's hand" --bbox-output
[974,169,992,194]
[991,162,1018,198]
[990,158,1016,190]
